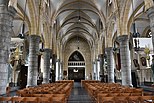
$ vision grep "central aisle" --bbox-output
[67,82,96,103]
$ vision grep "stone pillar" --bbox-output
[60,62,63,80]
[117,35,132,86]
[98,54,104,81]
[42,48,51,84]
[40,55,44,73]
[92,62,96,80]
[56,59,60,81]
[92,62,95,80]
[27,35,40,87]
[106,47,114,83]
[0,0,16,94]
[147,7,154,51]
[96,59,100,80]
[52,54,56,82]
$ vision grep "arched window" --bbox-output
[69,51,84,61]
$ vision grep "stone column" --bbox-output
[40,55,44,73]
[96,59,100,80]
[0,0,16,94]
[92,62,95,80]
[147,7,154,52]
[60,62,63,80]
[49,57,52,82]
[42,48,51,84]
[56,59,60,81]
[92,62,96,80]
[117,35,132,86]
[106,47,114,83]
[51,54,56,82]
[98,54,104,81]
[27,35,40,87]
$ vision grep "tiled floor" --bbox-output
[67,82,96,103]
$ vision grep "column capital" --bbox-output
[117,35,129,43]
[147,6,154,18]
[29,35,41,41]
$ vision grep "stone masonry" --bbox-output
[42,48,51,84]
[117,35,132,86]
[27,35,40,87]
[0,0,16,94]
[106,47,115,83]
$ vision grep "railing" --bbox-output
[68,61,85,67]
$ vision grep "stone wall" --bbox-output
[63,37,92,78]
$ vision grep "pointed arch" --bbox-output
[68,51,84,61]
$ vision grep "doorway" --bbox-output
[68,67,85,82]
[17,66,28,89]
[68,51,85,82]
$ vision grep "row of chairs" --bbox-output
[83,82,143,100]
[17,93,66,103]
[1,80,74,103]
[81,80,154,103]
[98,96,154,103]
[17,82,73,97]
[0,96,52,103]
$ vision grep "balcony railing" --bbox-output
[68,61,85,67]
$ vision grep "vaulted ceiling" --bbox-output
[13,0,149,51]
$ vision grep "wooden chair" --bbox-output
[0,97,12,103]
[16,90,28,97]
[100,97,115,103]
[120,93,131,96]
[52,94,66,103]
[12,97,38,103]
[114,96,129,103]
[151,96,154,102]
[131,93,142,96]
[35,94,64,103]
[128,96,140,103]
[23,97,38,103]
[12,97,25,103]
[143,92,153,96]
[108,93,120,97]
[97,93,109,103]
[140,96,153,103]
[31,94,43,97]
[38,97,52,103]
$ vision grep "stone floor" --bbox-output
[67,82,96,103]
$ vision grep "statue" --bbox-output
[144,46,150,67]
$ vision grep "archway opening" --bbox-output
[68,51,85,82]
